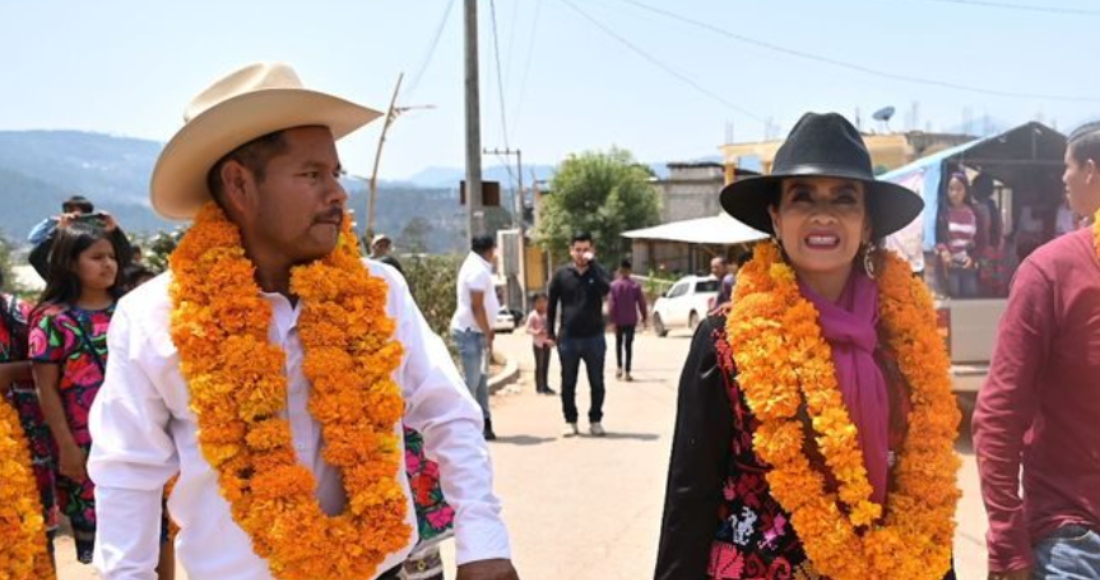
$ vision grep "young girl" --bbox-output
[525,293,555,395]
[936,172,982,298]
[29,222,123,565]
[0,270,60,560]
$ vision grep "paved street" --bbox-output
[59,327,991,579]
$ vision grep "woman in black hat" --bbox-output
[655,113,960,580]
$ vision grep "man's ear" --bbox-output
[218,160,254,216]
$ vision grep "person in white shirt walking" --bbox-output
[451,234,501,441]
[87,63,518,580]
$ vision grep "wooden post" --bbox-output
[367,73,404,240]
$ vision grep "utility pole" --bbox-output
[483,147,524,234]
[464,0,486,240]
[367,73,404,241]
[484,147,526,312]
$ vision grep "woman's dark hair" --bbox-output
[936,171,975,244]
[34,222,123,316]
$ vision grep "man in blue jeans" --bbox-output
[547,231,612,438]
[451,235,500,440]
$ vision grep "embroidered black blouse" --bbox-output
[654,316,956,580]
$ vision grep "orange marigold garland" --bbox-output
[0,397,55,579]
[169,204,409,580]
[727,242,961,579]
[1093,207,1100,261]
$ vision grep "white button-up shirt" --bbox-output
[450,252,500,333]
[88,261,510,579]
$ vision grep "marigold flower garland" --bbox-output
[727,242,961,579]
[1093,207,1100,261]
[169,204,409,580]
[0,397,54,579]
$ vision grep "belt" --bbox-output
[377,564,404,580]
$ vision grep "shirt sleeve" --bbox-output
[592,263,612,296]
[390,270,512,565]
[972,260,1054,573]
[87,306,179,579]
[28,311,70,363]
[27,218,55,246]
[655,317,732,579]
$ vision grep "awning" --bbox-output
[622,213,769,245]
[880,121,1066,254]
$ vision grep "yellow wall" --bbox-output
[721,133,914,174]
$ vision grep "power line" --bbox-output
[489,0,512,149]
[555,0,766,122]
[511,0,543,138]
[884,0,1100,16]
[407,0,458,96]
[606,0,1100,103]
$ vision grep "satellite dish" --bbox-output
[873,106,896,132]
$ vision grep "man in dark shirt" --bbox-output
[547,231,611,438]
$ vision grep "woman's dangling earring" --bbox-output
[863,241,877,279]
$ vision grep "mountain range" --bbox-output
[0,130,536,253]
[0,130,716,255]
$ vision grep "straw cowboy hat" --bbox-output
[151,62,382,220]
[720,112,923,237]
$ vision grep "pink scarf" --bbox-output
[798,273,890,505]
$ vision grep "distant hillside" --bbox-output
[0,130,476,253]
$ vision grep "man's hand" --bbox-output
[710,302,733,317]
[102,211,118,232]
[58,212,78,229]
[988,569,1031,580]
[456,559,519,580]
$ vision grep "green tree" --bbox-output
[535,147,660,267]
[400,254,463,358]
[398,217,432,254]
[0,232,19,295]
[144,227,188,274]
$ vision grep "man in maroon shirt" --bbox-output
[607,259,647,382]
[974,122,1100,580]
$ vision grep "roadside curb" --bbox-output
[488,352,521,394]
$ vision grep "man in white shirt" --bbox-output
[450,234,501,440]
[87,63,518,580]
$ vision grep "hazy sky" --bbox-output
[1,0,1096,181]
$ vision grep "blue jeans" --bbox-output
[1035,525,1100,579]
[558,335,606,424]
[947,268,980,298]
[452,329,490,420]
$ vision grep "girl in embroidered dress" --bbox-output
[28,222,175,577]
[656,113,958,580]
[30,222,122,565]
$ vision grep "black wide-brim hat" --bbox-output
[720,112,924,237]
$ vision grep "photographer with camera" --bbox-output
[28,196,134,282]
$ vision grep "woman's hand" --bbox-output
[58,442,88,482]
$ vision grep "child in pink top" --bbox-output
[525,293,555,395]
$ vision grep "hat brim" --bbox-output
[719,171,924,238]
[151,89,382,220]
